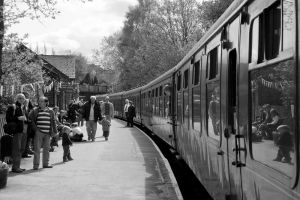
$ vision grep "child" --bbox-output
[273,125,293,164]
[61,126,73,162]
[101,116,111,141]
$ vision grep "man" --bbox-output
[127,101,136,127]
[67,99,78,123]
[29,96,57,170]
[6,93,27,173]
[100,96,114,140]
[123,99,130,127]
[83,96,102,141]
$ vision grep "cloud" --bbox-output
[10,0,138,57]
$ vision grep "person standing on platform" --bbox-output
[127,101,136,127]
[61,126,73,162]
[29,96,57,170]
[100,96,114,140]
[67,100,78,123]
[83,96,102,141]
[124,99,130,127]
[6,93,27,173]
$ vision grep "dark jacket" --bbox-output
[278,131,293,147]
[128,105,136,118]
[62,132,72,146]
[6,102,24,134]
[67,103,78,123]
[83,101,102,122]
[29,107,58,136]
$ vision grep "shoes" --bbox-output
[67,157,74,161]
[33,167,39,170]
[273,158,281,162]
[22,154,31,158]
[105,137,108,141]
[63,158,68,162]
[27,150,34,155]
[11,168,24,173]
[282,159,292,164]
[92,139,95,142]
[43,165,53,168]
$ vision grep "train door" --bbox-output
[220,15,244,199]
[174,70,183,152]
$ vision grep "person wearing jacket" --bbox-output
[127,101,136,127]
[82,96,102,141]
[6,93,27,173]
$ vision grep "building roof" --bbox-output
[40,55,76,79]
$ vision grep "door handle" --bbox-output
[217,150,224,155]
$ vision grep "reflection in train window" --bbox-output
[206,81,220,140]
[249,17,259,63]
[250,59,296,177]
[183,90,189,129]
[192,86,201,132]
[177,92,182,123]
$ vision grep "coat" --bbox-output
[127,105,136,118]
[82,101,102,122]
[5,102,24,134]
[101,102,114,121]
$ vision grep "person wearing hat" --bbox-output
[273,125,293,164]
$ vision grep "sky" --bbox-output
[10,0,138,61]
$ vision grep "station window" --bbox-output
[193,61,200,85]
[250,59,296,177]
[207,47,219,80]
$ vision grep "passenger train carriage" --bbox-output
[97,0,300,199]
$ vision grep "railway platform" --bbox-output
[0,119,182,200]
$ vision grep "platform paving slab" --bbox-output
[0,119,182,200]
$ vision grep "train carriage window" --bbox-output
[250,59,296,177]
[159,86,162,96]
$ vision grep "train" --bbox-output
[97,0,300,199]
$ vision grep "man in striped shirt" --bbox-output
[29,96,57,170]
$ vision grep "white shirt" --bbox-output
[89,104,95,121]
[124,103,129,113]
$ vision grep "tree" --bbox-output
[93,0,234,91]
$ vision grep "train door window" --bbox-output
[183,69,189,128]
[265,1,281,60]
[249,0,292,64]
[192,60,201,131]
[250,60,296,177]
[206,46,221,140]
[177,73,182,123]
[207,47,219,80]
[193,61,200,85]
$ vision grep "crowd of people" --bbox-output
[0,93,123,173]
